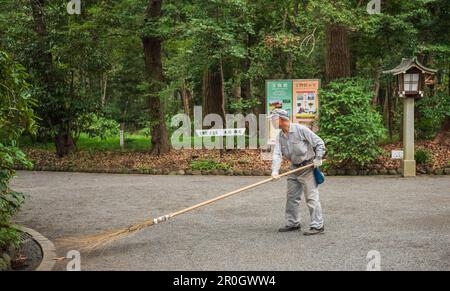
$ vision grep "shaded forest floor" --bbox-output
[20,140,450,175]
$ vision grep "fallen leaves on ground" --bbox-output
[377,140,449,171]
[22,140,449,173]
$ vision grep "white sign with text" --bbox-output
[195,128,246,137]
[391,150,404,159]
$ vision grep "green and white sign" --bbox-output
[266,80,293,118]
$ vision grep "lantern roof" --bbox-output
[383,57,437,76]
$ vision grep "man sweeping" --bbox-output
[270,109,325,235]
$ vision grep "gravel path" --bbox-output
[11,171,450,271]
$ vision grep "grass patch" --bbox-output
[21,133,269,152]
[191,160,231,171]
[77,134,149,151]
[21,133,150,152]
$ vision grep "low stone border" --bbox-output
[16,226,56,271]
[15,166,450,176]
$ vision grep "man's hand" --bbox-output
[271,173,280,181]
[313,159,323,168]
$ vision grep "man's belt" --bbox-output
[292,159,313,168]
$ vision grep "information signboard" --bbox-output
[292,79,320,126]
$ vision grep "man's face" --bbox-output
[271,117,289,129]
[279,118,290,129]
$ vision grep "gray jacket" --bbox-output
[271,123,325,175]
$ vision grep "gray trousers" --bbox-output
[285,168,324,229]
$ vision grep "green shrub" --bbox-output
[318,78,386,167]
[228,97,261,114]
[0,147,28,248]
[0,51,36,249]
[416,93,450,140]
[191,160,231,171]
[415,148,432,165]
[138,127,151,137]
[79,113,120,140]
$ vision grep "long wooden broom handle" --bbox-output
[164,160,326,220]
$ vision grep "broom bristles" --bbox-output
[58,219,155,251]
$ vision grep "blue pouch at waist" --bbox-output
[313,167,325,185]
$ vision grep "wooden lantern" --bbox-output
[384,57,437,99]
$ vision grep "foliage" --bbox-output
[79,114,120,140]
[1,0,449,157]
[228,97,261,114]
[1,1,107,150]
[191,160,231,171]
[415,148,432,165]
[138,127,151,137]
[416,93,450,140]
[0,144,30,248]
[0,51,37,141]
[0,51,36,249]
[319,78,386,167]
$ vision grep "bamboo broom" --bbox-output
[59,161,323,251]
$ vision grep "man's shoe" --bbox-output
[278,225,301,232]
[303,227,324,236]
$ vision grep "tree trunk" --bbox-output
[142,0,171,155]
[383,80,395,140]
[30,0,53,84]
[180,79,191,116]
[241,58,251,101]
[325,23,351,83]
[372,61,381,105]
[101,73,107,107]
[241,33,255,114]
[373,76,380,106]
[54,133,75,158]
[30,0,74,156]
[202,60,226,120]
[286,54,293,79]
